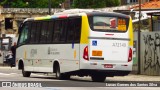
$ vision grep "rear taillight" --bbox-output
[83,46,89,60]
[128,48,132,62]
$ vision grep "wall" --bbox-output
[133,31,160,75]
[140,31,160,75]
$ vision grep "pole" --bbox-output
[138,0,141,74]
[48,0,51,15]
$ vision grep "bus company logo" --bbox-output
[47,47,60,55]
[2,82,12,87]
[30,49,37,57]
[92,40,97,46]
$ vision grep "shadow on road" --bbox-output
[29,74,114,83]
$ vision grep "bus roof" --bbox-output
[23,13,83,22]
[24,10,129,22]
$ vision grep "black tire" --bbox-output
[22,64,31,77]
[55,65,70,80]
[91,74,106,82]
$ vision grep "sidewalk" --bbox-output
[107,74,160,81]
[0,66,16,69]
[70,74,160,81]
[0,63,10,67]
[0,64,16,69]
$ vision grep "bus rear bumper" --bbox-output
[80,61,133,71]
[72,61,133,76]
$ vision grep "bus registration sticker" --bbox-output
[92,40,97,46]
[92,50,102,56]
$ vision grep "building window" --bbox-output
[153,20,160,31]
[5,18,13,30]
[127,0,138,4]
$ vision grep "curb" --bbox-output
[0,63,10,67]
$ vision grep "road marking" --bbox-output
[10,73,18,75]
[0,73,11,76]
[0,73,21,76]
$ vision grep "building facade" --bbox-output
[120,0,159,5]
[0,8,59,35]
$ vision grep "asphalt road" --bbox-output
[0,67,160,90]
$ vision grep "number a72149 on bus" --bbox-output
[16,10,133,82]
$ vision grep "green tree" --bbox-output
[0,0,65,8]
[0,0,27,8]
[50,0,65,8]
[105,0,120,7]
[72,0,120,8]
[11,0,27,8]
[72,0,106,8]
[26,0,48,8]
[27,0,65,8]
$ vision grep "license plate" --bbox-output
[104,64,113,68]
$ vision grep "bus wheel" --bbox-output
[22,65,31,77]
[91,74,106,82]
[55,65,70,80]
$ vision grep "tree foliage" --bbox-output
[0,0,120,8]
[72,0,106,8]
[72,0,120,8]
[27,0,65,8]
[0,0,27,8]
[0,0,65,8]
[105,0,120,7]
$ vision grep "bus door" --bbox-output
[88,15,132,64]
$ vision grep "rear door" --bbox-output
[88,14,130,63]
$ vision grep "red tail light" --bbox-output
[128,48,132,62]
[83,46,89,60]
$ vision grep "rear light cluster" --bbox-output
[128,48,132,62]
[83,46,89,60]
